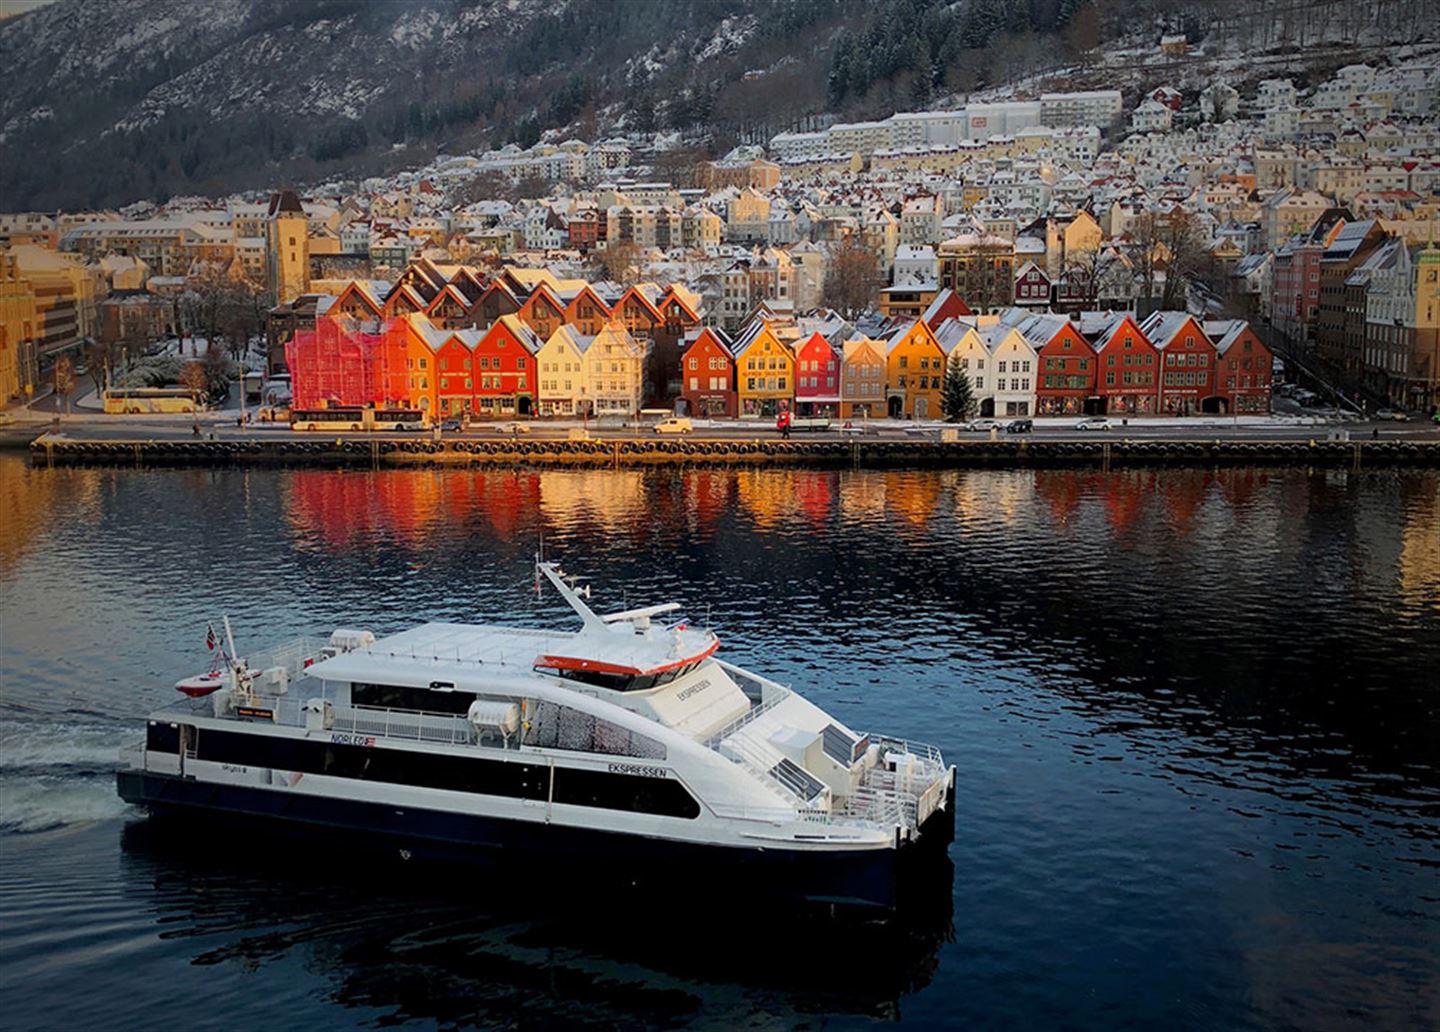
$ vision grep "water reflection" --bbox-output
[112,821,953,1026]
[3,456,1439,1028]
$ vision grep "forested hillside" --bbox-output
[0,0,1430,210]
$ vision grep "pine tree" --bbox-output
[942,352,975,423]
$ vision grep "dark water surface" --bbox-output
[1,455,1438,1030]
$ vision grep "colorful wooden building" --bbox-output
[1022,313,1096,415]
[679,327,737,418]
[884,319,946,419]
[536,325,591,417]
[1142,311,1218,415]
[1089,314,1159,416]
[733,319,794,418]
[793,331,842,417]
[840,337,887,420]
[1206,320,1273,413]
[472,314,542,417]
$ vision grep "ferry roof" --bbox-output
[308,619,719,684]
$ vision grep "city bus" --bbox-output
[290,408,427,432]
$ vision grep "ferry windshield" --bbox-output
[538,660,709,692]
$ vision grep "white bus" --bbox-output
[290,408,427,432]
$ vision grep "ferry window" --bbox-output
[553,768,699,819]
[352,682,475,715]
[546,667,633,691]
[524,701,665,760]
[147,721,180,753]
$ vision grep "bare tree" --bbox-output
[1060,244,1107,309]
[822,240,882,319]
[85,338,112,396]
[513,175,550,201]
[179,360,209,411]
[958,254,1012,314]
[596,241,643,287]
[447,170,517,207]
[52,355,75,415]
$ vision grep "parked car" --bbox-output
[1075,417,1112,431]
[440,418,463,432]
[1374,408,1409,422]
[654,417,693,434]
[491,421,530,434]
[1005,418,1033,434]
[965,418,1002,431]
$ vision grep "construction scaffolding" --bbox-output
[286,316,409,410]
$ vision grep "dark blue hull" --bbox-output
[117,770,954,911]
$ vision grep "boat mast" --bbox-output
[535,560,607,632]
[221,615,251,704]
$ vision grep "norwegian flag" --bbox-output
[205,624,217,651]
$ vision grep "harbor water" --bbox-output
[1,454,1437,1029]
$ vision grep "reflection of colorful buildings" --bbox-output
[286,470,543,548]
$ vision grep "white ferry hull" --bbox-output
[117,768,954,911]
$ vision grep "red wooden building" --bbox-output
[1024,314,1096,415]
[1206,320,1273,413]
[1089,314,1160,415]
[435,329,484,416]
[1013,262,1052,307]
[679,327,737,418]
[1142,312,1218,414]
[792,331,842,417]
[471,315,542,417]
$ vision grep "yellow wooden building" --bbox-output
[884,319,946,420]
[733,319,794,419]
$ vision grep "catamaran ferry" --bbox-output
[117,561,955,909]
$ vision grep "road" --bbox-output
[21,416,1440,445]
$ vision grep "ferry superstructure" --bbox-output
[117,562,955,909]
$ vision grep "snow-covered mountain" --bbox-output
[0,0,795,208]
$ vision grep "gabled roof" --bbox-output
[1011,312,1076,350]
[933,317,979,354]
[657,285,701,322]
[732,318,786,358]
[1202,319,1253,355]
[1139,310,1206,349]
[486,313,545,353]
[520,282,566,316]
[884,319,942,355]
[331,279,384,317]
[426,282,472,313]
[978,323,1030,354]
[440,328,486,350]
[920,287,973,328]
[616,285,662,321]
[404,314,450,352]
[795,330,838,357]
[842,336,886,361]
[1091,313,1149,352]
[545,324,595,354]
[681,326,733,358]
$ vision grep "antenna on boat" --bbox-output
[536,559,606,631]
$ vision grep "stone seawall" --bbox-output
[27,435,1440,470]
